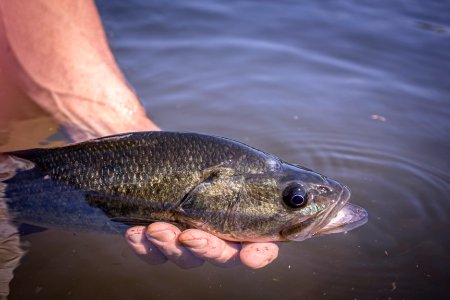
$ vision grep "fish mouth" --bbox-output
[282,185,368,241]
[315,202,368,235]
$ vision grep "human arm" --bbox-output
[0,0,159,141]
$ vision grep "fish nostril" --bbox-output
[317,185,331,194]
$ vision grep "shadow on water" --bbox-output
[1,0,449,299]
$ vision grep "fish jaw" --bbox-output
[314,203,368,235]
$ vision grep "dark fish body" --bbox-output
[1,131,367,242]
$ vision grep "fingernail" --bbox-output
[181,238,207,248]
[146,230,175,242]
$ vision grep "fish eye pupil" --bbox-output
[291,195,305,206]
[283,186,308,208]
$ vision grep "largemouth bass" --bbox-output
[0,131,367,242]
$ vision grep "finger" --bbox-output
[145,222,204,269]
[240,242,279,269]
[179,229,241,267]
[125,226,167,265]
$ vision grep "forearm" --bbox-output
[0,0,158,141]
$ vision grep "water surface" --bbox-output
[3,1,450,299]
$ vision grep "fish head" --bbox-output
[235,160,367,242]
[274,162,367,241]
[176,156,367,242]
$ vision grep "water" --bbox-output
[2,0,450,299]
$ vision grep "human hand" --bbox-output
[125,222,280,269]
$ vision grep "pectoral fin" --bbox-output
[172,170,244,234]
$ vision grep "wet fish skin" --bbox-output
[2,131,365,242]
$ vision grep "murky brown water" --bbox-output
[1,0,449,299]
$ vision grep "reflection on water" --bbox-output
[0,221,22,300]
[0,164,23,300]
[1,0,449,299]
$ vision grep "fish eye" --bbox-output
[283,185,308,209]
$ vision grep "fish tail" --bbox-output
[0,151,47,226]
[1,150,121,234]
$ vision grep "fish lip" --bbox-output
[282,185,366,241]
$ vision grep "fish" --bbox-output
[0,131,367,242]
